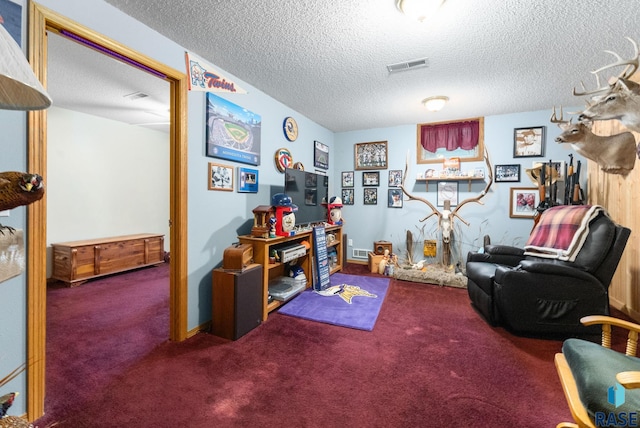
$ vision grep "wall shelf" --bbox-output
[416,177,485,191]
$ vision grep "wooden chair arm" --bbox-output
[616,371,640,389]
[581,315,640,355]
[581,315,640,333]
[554,353,596,428]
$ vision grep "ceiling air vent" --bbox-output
[387,57,429,74]
[123,91,149,101]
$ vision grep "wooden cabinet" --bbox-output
[238,225,342,321]
[212,264,263,340]
[51,233,165,286]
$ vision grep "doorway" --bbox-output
[27,3,188,420]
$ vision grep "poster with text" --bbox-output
[205,92,261,166]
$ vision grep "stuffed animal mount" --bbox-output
[573,37,640,134]
[557,37,640,175]
[551,106,637,175]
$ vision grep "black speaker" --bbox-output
[212,264,263,340]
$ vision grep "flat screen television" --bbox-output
[284,168,329,226]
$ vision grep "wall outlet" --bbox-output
[348,238,353,246]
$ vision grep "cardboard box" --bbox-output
[368,251,384,273]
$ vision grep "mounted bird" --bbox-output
[0,172,45,234]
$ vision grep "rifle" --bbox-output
[572,160,583,204]
[565,154,573,205]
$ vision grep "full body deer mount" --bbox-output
[399,148,493,266]
[551,106,637,175]
[574,37,640,135]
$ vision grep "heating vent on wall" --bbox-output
[352,248,369,259]
[386,57,429,74]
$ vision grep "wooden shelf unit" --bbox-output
[238,224,342,321]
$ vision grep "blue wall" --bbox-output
[0,0,588,416]
[334,109,587,264]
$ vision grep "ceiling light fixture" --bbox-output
[422,96,449,112]
[0,23,51,110]
[396,0,446,22]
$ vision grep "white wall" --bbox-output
[46,106,170,276]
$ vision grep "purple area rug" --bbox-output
[277,273,390,331]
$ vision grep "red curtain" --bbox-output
[420,120,479,153]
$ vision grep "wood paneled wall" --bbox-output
[588,116,640,321]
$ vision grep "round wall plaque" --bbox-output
[274,147,293,172]
[283,116,298,142]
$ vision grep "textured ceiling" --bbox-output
[53,0,640,133]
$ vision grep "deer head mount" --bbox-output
[574,37,640,133]
[551,106,637,175]
[399,147,493,247]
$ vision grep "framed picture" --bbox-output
[388,170,402,187]
[495,164,521,182]
[341,171,354,188]
[237,167,259,193]
[437,182,459,207]
[314,140,329,169]
[417,117,484,164]
[205,93,261,166]
[509,187,539,218]
[514,126,545,158]
[388,189,403,208]
[208,162,234,191]
[355,141,388,170]
[342,188,355,205]
[362,171,380,186]
[364,188,378,205]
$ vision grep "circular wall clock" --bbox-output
[274,147,293,172]
[283,116,298,142]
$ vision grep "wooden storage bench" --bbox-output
[51,233,165,286]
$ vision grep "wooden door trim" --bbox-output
[27,2,188,419]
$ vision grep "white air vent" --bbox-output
[386,57,429,74]
[352,248,369,259]
[124,91,149,101]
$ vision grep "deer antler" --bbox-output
[450,147,493,225]
[573,72,610,97]
[550,106,572,127]
[592,37,639,81]
[400,150,442,223]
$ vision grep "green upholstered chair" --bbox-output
[555,315,640,428]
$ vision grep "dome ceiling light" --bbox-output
[422,96,449,112]
[396,0,446,23]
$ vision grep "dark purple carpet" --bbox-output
[277,273,389,330]
[34,262,619,427]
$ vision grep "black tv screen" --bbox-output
[284,168,329,226]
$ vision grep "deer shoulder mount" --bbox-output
[399,148,493,245]
[574,37,640,134]
[551,106,637,174]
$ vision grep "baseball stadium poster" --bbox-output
[205,93,261,166]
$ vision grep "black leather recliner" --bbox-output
[466,211,630,336]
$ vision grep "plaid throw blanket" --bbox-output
[524,205,607,261]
